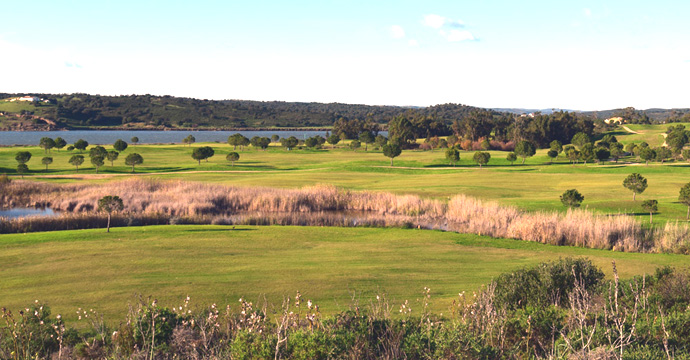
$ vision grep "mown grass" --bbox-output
[0,225,687,325]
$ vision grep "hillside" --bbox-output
[0,93,495,130]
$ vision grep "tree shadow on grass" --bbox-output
[182,228,256,233]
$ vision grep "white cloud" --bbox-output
[583,8,592,18]
[408,39,419,47]
[390,25,405,39]
[423,14,447,29]
[444,30,475,42]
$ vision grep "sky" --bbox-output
[1,0,689,110]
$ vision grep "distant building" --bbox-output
[604,117,624,125]
[9,96,40,102]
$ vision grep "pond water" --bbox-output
[0,130,386,146]
[0,207,57,219]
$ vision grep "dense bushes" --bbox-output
[4,258,690,359]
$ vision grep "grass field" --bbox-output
[1,225,687,325]
[2,126,690,223]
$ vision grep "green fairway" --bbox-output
[0,225,687,324]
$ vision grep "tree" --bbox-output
[69,154,85,172]
[683,149,690,162]
[579,143,595,165]
[571,132,592,148]
[192,146,214,164]
[54,137,67,152]
[382,143,402,166]
[359,131,375,151]
[226,152,240,167]
[125,153,143,173]
[624,143,637,154]
[560,189,584,208]
[388,115,415,146]
[623,173,647,201]
[91,155,105,174]
[326,134,340,148]
[41,156,53,171]
[549,140,563,154]
[74,139,89,153]
[182,135,196,147]
[566,148,580,165]
[89,145,107,160]
[514,140,536,164]
[547,149,559,164]
[271,134,280,143]
[131,136,139,146]
[655,147,672,163]
[598,134,618,149]
[473,151,491,169]
[374,135,387,148]
[641,200,658,224]
[98,195,124,233]
[66,145,75,152]
[251,136,271,150]
[610,142,624,163]
[445,147,460,167]
[281,136,299,151]
[349,140,361,151]
[16,164,28,178]
[39,137,55,153]
[639,147,656,165]
[594,147,610,165]
[107,150,119,166]
[228,133,250,150]
[679,183,690,220]
[506,152,517,165]
[15,151,32,165]
[113,139,128,152]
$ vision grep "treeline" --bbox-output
[584,106,690,124]
[3,258,690,359]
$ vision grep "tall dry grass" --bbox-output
[1,179,689,253]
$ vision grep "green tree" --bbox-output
[349,140,361,151]
[74,139,89,153]
[566,148,580,165]
[639,147,656,165]
[678,183,690,220]
[125,153,143,173]
[594,147,610,165]
[192,146,214,164]
[374,135,387,148]
[228,133,250,150]
[305,136,323,149]
[480,139,491,150]
[89,145,107,159]
[571,132,591,148]
[131,136,139,146]
[445,147,460,167]
[280,136,299,151]
[641,200,658,224]
[251,136,271,150]
[623,173,647,201]
[54,137,67,152]
[579,143,595,165]
[358,131,375,151]
[226,152,240,167]
[547,149,559,164]
[655,147,672,163]
[382,143,402,166]
[69,154,85,172]
[473,151,491,169]
[624,143,637,154]
[271,134,280,143]
[506,152,517,165]
[41,156,53,171]
[66,145,75,151]
[514,140,536,164]
[15,151,32,165]
[560,189,584,208]
[609,142,624,163]
[16,163,28,178]
[182,134,196,147]
[549,140,563,154]
[98,195,124,233]
[39,137,55,153]
[91,155,105,174]
[107,150,119,166]
[597,134,618,149]
[387,115,415,146]
[113,139,128,152]
[326,134,340,148]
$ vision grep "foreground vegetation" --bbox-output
[3,256,690,359]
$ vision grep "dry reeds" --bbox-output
[1,179,689,253]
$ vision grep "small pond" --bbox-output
[0,207,57,219]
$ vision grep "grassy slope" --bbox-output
[1,225,687,324]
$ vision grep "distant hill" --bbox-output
[0,93,499,130]
[492,108,577,115]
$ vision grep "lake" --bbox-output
[0,130,386,146]
[0,207,57,219]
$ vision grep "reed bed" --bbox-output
[1,179,689,253]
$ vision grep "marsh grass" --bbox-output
[2,179,690,253]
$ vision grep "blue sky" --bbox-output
[1,0,688,110]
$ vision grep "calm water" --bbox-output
[0,207,56,219]
[0,130,381,146]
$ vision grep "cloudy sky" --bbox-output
[2,0,689,110]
